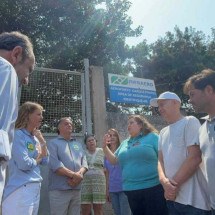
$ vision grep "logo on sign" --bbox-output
[111,76,128,85]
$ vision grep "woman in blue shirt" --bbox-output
[103,115,167,215]
[2,102,49,215]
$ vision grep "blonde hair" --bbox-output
[128,115,158,135]
[15,102,43,129]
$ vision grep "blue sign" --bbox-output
[108,74,157,105]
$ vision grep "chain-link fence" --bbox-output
[20,68,85,135]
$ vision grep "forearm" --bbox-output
[40,141,48,157]
[78,167,87,175]
[55,167,75,178]
[158,151,178,200]
[173,156,201,187]
[102,146,117,164]
[158,160,168,186]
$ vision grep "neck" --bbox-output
[61,133,72,141]
[88,148,96,154]
[0,51,13,65]
[206,99,215,118]
[110,145,117,152]
[111,148,116,153]
[167,113,183,124]
[26,125,35,134]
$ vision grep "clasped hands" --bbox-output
[67,171,83,187]
[163,178,179,201]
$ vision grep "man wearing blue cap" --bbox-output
[150,92,211,215]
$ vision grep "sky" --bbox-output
[126,0,215,46]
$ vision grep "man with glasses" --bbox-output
[0,31,35,202]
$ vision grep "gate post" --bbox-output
[90,66,107,146]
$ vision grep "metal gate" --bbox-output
[20,67,86,136]
[19,60,93,214]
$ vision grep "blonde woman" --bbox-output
[2,102,49,215]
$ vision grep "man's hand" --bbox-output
[67,172,83,187]
[162,178,178,201]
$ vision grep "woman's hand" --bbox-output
[35,152,43,164]
[106,192,111,203]
[33,129,46,143]
[103,134,111,149]
[33,129,48,158]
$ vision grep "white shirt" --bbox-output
[159,116,211,210]
[0,57,18,161]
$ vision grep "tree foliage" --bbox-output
[1,1,215,115]
[0,0,142,69]
[131,26,215,107]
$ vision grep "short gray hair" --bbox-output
[0,31,34,61]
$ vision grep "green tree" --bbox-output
[0,0,142,70]
[132,26,215,105]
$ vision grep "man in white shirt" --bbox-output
[150,91,211,215]
[184,69,215,213]
[0,31,35,202]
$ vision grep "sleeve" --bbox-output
[81,148,88,170]
[114,140,126,157]
[12,131,37,171]
[99,148,105,166]
[151,133,159,156]
[104,157,107,169]
[40,150,49,166]
[185,116,201,147]
[0,62,18,161]
[47,140,65,171]
[0,130,10,161]
[158,128,165,151]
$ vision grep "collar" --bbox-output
[20,128,34,137]
[201,115,215,122]
[128,132,144,143]
[57,135,76,141]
